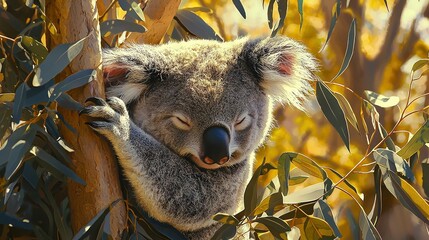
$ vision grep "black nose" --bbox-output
[202,127,230,165]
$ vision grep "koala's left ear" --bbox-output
[243,37,318,110]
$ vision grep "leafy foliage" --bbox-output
[1,0,429,239]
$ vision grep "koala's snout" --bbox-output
[202,127,230,165]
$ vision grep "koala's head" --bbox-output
[103,36,316,170]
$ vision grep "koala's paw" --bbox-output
[79,97,130,141]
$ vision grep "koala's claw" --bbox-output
[85,97,108,106]
[81,96,130,141]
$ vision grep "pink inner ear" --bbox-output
[278,53,294,76]
[103,64,128,84]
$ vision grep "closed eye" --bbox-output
[171,113,192,130]
[235,114,251,131]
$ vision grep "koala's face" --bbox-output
[103,37,316,169]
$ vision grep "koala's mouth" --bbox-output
[186,151,241,170]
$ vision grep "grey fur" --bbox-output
[83,36,316,239]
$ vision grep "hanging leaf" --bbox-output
[244,161,265,216]
[118,0,145,21]
[271,0,288,37]
[332,18,356,80]
[278,153,291,196]
[359,208,382,240]
[333,91,359,131]
[298,0,304,30]
[383,0,389,11]
[364,90,399,108]
[211,223,237,240]
[422,162,429,198]
[12,83,29,123]
[368,166,382,224]
[326,167,357,193]
[253,216,290,239]
[397,120,429,159]
[33,37,87,86]
[304,215,335,240]
[100,20,146,37]
[212,213,239,225]
[175,10,222,41]
[283,182,324,204]
[316,81,350,150]
[20,36,48,64]
[373,149,414,181]
[0,104,11,138]
[48,69,96,102]
[267,0,275,29]
[378,122,396,151]
[320,0,341,51]
[232,0,246,19]
[253,192,284,216]
[286,152,326,179]
[0,213,33,230]
[313,200,342,238]
[411,59,429,72]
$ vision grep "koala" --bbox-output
[80,36,316,239]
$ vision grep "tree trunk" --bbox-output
[46,0,127,237]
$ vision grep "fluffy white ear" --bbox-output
[102,46,164,104]
[245,37,318,110]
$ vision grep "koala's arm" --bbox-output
[80,97,175,199]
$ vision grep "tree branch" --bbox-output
[125,0,181,44]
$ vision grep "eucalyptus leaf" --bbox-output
[211,223,237,240]
[33,37,87,86]
[332,18,355,80]
[253,192,284,216]
[313,200,342,237]
[321,0,341,51]
[244,161,265,216]
[316,80,350,150]
[118,0,145,21]
[253,216,290,239]
[303,215,335,240]
[411,59,428,72]
[267,0,275,29]
[368,166,382,224]
[298,0,304,30]
[12,83,29,123]
[286,152,326,179]
[175,10,222,41]
[20,36,48,64]
[0,212,33,230]
[359,207,382,240]
[232,0,246,18]
[283,182,324,204]
[100,20,146,37]
[278,153,291,196]
[397,120,429,159]
[422,163,429,198]
[364,90,399,108]
[333,91,359,131]
[212,213,239,225]
[373,148,414,181]
[48,69,96,102]
[271,0,287,37]
[0,104,12,138]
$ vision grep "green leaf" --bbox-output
[244,161,265,216]
[212,213,239,225]
[253,216,290,239]
[411,59,429,72]
[320,0,341,51]
[20,36,48,64]
[118,0,145,21]
[267,0,275,29]
[253,192,283,216]
[383,0,389,11]
[175,10,222,41]
[0,213,33,230]
[0,93,15,102]
[30,146,85,185]
[332,18,355,80]
[373,148,414,181]
[378,122,396,151]
[286,152,326,179]
[4,125,37,180]
[316,80,350,150]
[298,0,304,30]
[333,91,359,132]
[283,182,324,204]
[358,207,382,240]
[289,175,309,185]
[100,20,146,37]
[397,120,429,159]
[56,93,83,111]
[381,168,429,225]
[368,166,382,224]
[43,184,73,240]
[364,90,399,108]
[48,69,96,102]
[12,83,29,123]
[422,162,429,198]
[278,153,291,196]
[72,199,121,240]
[33,37,87,86]
[0,104,11,139]
[313,200,342,237]
[211,223,237,240]
[232,0,246,19]
[304,215,335,240]
[271,0,288,37]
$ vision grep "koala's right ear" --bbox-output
[102,46,164,104]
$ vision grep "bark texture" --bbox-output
[126,0,181,44]
[46,0,127,237]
